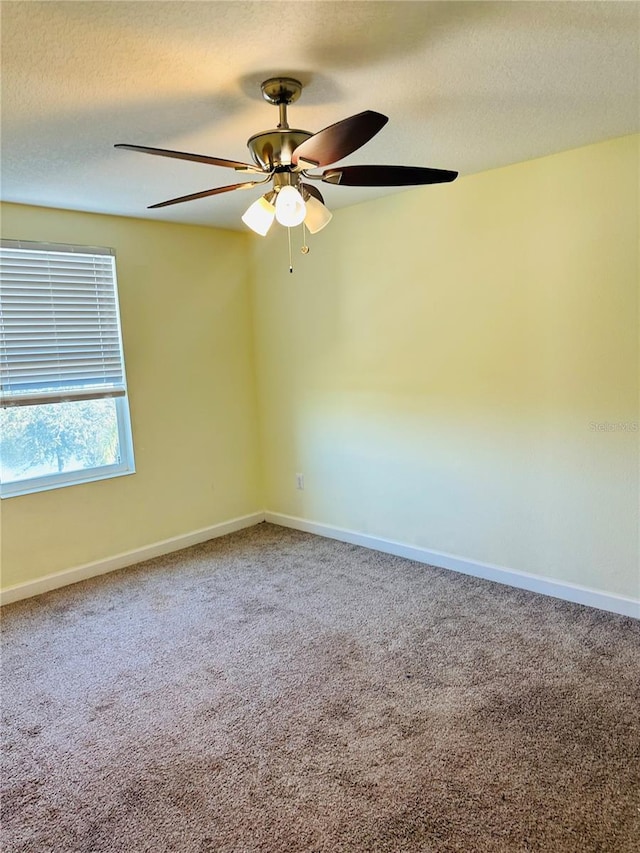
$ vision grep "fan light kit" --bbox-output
[116,77,458,271]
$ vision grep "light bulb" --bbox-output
[241,195,276,236]
[304,196,333,234]
[275,185,306,227]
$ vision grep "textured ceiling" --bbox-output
[1,1,638,231]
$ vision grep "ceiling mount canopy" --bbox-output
[115,76,458,268]
[260,76,304,107]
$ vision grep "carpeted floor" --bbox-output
[1,522,639,852]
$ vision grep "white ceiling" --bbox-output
[1,1,638,231]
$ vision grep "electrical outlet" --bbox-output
[296,473,305,490]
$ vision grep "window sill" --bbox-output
[0,465,136,499]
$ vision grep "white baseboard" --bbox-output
[265,512,640,619]
[1,511,266,606]
[4,508,637,619]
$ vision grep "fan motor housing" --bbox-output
[247,128,312,170]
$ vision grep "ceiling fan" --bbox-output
[115,76,458,244]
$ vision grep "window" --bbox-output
[0,240,135,497]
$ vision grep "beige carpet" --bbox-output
[2,522,639,852]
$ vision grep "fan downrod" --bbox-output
[247,77,311,169]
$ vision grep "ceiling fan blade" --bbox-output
[291,111,388,168]
[322,165,459,186]
[301,183,325,205]
[148,182,258,209]
[115,144,260,173]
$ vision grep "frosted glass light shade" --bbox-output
[242,196,276,236]
[304,196,333,234]
[275,185,306,227]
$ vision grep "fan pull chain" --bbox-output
[288,227,293,273]
[301,223,309,255]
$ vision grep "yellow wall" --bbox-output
[2,135,638,602]
[251,135,639,600]
[1,204,262,588]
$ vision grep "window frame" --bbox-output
[0,239,135,499]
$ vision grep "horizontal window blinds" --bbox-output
[0,240,127,407]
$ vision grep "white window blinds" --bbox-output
[0,240,127,407]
